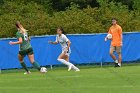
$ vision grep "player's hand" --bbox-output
[64,48,68,54]
[48,41,53,44]
[104,37,108,42]
[9,41,14,45]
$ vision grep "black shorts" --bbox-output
[19,48,34,57]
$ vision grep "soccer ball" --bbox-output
[107,34,112,39]
[40,67,47,73]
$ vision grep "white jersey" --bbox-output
[56,34,70,51]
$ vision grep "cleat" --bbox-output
[75,69,80,72]
[114,63,120,68]
[24,71,31,75]
[114,63,118,67]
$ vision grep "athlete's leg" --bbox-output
[18,54,29,72]
[57,53,74,71]
[28,54,41,71]
[64,55,69,62]
[110,46,117,61]
[64,55,80,71]
[116,47,122,66]
[58,53,65,59]
[118,53,122,66]
[110,46,119,67]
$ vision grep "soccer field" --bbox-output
[0,65,140,93]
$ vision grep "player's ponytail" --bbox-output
[16,21,28,33]
[58,26,66,35]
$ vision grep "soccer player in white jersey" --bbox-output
[49,27,80,72]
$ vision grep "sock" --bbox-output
[32,62,41,71]
[57,59,79,70]
[72,65,80,71]
[118,63,121,66]
[20,62,29,72]
[115,60,118,63]
[57,59,73,67]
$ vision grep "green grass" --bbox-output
[0,65,140,93]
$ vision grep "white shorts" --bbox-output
[62,48,71,56]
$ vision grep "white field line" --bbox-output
[0,85,135,89]
[54,75,81,78]
[0,75,82,82]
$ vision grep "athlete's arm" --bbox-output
[65,40,71,51]
[63,34,71,51]
[49,36,59,44]
[48,41,58,44]
[9,38,23,45]
[119,27,123,45]
[105,28,111,41]
[119,27,122,39]
[104,36,108,41]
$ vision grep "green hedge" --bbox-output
[0,0,140,38]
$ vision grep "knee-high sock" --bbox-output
[20,62,29,72]
[32,61,41,71]
[57,59,79,70]
[57,59,73,67]
[72,65,80,70]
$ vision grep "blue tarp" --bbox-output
[0,32,140,69]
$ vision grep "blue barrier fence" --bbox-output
[0,32,140,69]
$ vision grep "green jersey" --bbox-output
[16,31,32,51]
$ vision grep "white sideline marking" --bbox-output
[0,85,135,89]
[0,75,81,82]
[55,75,81,78]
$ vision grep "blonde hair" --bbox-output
[20,26,28,33]
[16,21,28,33]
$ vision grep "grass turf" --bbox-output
[0,65,140,93]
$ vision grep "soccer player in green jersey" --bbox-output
[9,21,41,74]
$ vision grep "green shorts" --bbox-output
[19,48,34,57]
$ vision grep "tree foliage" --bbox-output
[0,0,140,38]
